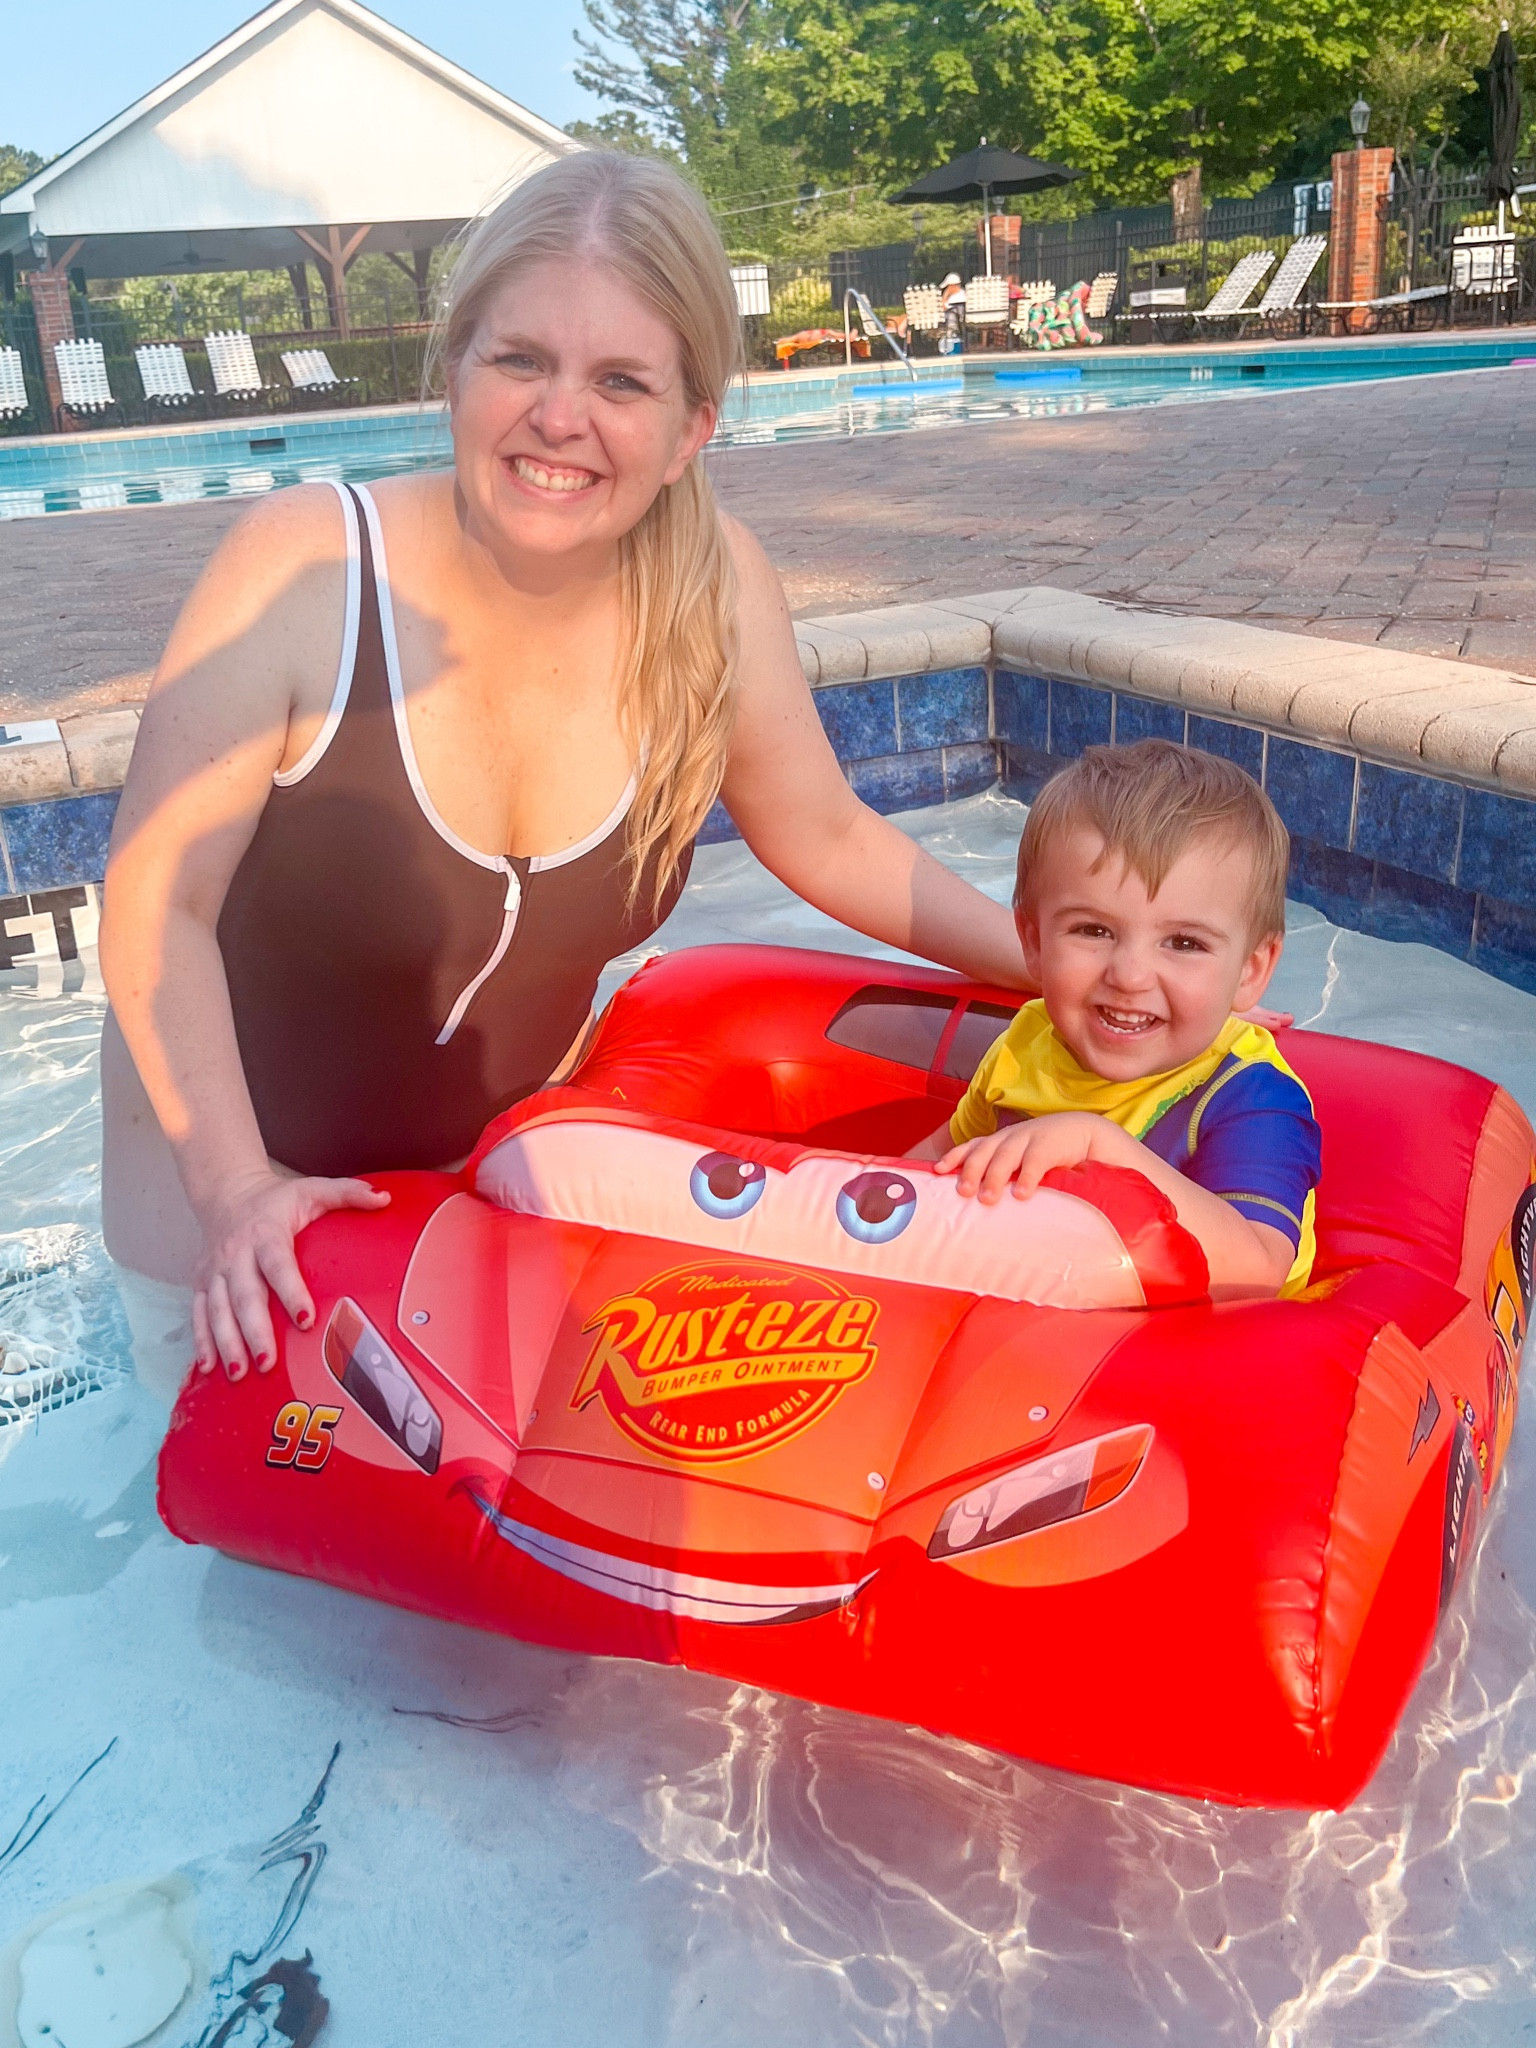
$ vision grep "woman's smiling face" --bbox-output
[449,253,717,565]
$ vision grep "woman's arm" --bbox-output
[102,486,387,1374]
[717,522,1032,990]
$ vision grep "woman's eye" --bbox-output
[690,1153,766,1220]
[836,1172,917,1245]
[602,372,647,394]
[495,351,540,373]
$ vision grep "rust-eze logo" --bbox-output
[571,1257,880,1461]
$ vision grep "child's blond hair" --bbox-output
[1016,740,1289,943]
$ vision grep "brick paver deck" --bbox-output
[2,362,1533,722]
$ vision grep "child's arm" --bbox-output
[905,1124,954,1163]
[936,1115,1295,1299]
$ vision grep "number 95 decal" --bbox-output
[267,1401,342,1472]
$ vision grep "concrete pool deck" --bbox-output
[0,334,1530,722]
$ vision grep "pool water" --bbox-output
[4,789,1536,2045]
[1,338,1530,519]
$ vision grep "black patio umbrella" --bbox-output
[894,138,1082,272]
[1487,26,1522,216]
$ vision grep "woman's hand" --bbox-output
[935,1111,1132,1203]
[193,1170,390,1379]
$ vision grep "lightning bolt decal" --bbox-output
[1410,1380,1441,1462]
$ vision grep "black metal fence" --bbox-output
[5,166,1533,425]
[0,291,434,431]
[751,168,1536,362]
[752,186,1320,362]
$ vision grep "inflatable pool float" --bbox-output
[158,946,1535,1808]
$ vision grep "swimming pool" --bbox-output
[1,336,1531,519]
[4,788,1536,2045]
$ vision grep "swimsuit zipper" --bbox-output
[436,859,520,1046]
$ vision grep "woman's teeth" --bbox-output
[1095,1006,1161,1034]
[512,457,597,494]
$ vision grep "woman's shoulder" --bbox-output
[157,483,358,702]
[719,511,791,635]
[197,480,352,602]
[720,509,775,583]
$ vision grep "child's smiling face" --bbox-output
[1017,826,1283,1082]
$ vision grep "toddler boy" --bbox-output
[908,739,1321,1299]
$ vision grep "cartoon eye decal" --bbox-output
[690,1152,767,1220]
[836,1171,917,1244]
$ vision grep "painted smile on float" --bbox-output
[510,455,600,494]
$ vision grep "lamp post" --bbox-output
[1350,96,1371,149]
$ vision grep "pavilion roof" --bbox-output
[0,0,579,277]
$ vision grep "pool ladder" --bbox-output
[844,289,918,382]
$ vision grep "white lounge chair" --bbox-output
[204,330,272,406]
[964,275,1011,348]
[135,343,198,409]
[0,347,30,422]
[902,284,945,336]
[1084,271,1119,320]
[53,339,120,427]
[1190,250,1276,322]
[1315,282,1451,331]
[280,348,361,399]
[1451,226,1519,297]
[1245,235,1328,328]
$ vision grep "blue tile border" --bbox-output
[9,653,1536,998]
[1,791,118,895]
[897,667,989,751]
[1187,714,1264,782]
[1353,761,1464,883]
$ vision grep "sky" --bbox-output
[0,0,604,160]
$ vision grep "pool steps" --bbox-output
[4,592,1536,990]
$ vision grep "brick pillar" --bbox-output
[1325,147,1394,334]
[27,267,74,426]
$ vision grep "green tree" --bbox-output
[1363,0,1535,171]
[0,144,45,198]
[758,0,1144,192]
[574,0,802,218]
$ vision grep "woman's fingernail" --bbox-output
[298,1311,314,1330]
[256,1350,273,1369]
[229,1362,246,1382]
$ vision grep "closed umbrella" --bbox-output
[894,138,1082,274]
[1488,25,1523,224]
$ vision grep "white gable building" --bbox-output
[0,0,578,327]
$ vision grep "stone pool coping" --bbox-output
[6,588,1536,991]
[6,590,1536,810]
[790,589,1536,793]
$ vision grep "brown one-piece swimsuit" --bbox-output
[217,481,690,1176]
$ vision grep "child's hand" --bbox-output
[935,1111,1130,1203]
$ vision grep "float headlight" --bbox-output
[323,1297,442,1474]
[928,1425,1152,1561]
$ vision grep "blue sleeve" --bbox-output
[1166,1064,1321,1249]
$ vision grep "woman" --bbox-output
[100,151,1026,1386]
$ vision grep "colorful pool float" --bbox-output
[158,945,1534,1808]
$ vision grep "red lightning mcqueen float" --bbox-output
[158,945,1536,1808]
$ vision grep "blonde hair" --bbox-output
[1016,739,1290,942]
[432,151,743,909]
